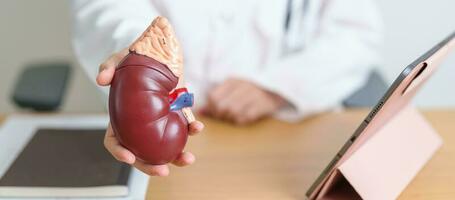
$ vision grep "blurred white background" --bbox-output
[0,0,454,113]
[0,1,105,113]
[376,0,455,107]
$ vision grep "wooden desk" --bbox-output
[145,110,455,200]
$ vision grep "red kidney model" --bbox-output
[109,16,195,165]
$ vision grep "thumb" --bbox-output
[96,49,129,86]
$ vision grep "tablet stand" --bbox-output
[316,105,442,200]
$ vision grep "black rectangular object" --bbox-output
[0,129,130,187]
[12,63,71,111]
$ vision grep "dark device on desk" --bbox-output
[306,31,455,199]
[11,62,71,111]
[0,128,131,197]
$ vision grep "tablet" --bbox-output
[306,31,455,199]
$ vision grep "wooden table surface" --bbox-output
[145,109,455,200]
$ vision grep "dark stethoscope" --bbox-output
[283,0,310,54]
[284,0,309,33]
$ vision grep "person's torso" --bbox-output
[149,0,318,107]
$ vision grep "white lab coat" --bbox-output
[70,0,383,121]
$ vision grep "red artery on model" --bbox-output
[169,88,188,104]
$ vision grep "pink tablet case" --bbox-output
[318,105,441,200]
[309,34,454,200]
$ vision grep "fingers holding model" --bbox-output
[98,16,203,175]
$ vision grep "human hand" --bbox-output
[204,78,286,125]
[99,50,204,176]
[97,49,129,86]
[104,121,203,176]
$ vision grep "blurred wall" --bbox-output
[376,0,455,107]
[0,0,454,114]
[0,0,105,113]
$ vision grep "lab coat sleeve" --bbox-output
[247,0,384,121]
[69,0,158,96]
